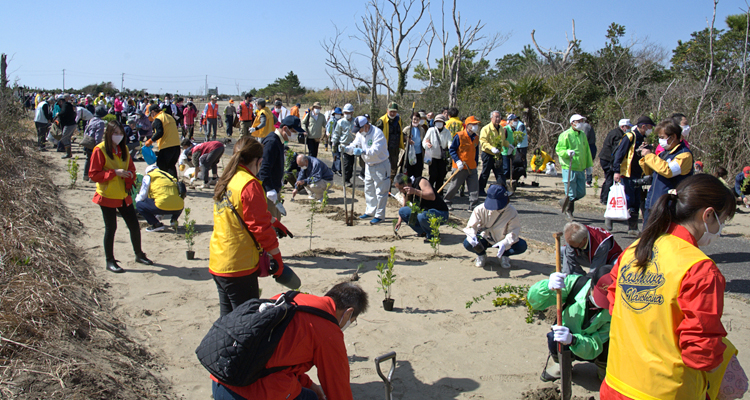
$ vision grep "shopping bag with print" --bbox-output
[604,182,629,220]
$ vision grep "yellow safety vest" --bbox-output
[606,234,713,400]
[251,107,275,139]
[378,114,404,149]
[209,167,261,276]
[147,170,184,211]
[154,111,180,150]
[94,142,129,200]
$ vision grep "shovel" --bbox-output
[437,168,461,193]
[553,232,572,400]
[375,351,396,400]
[346,155,357,226]
[343,160,352,226]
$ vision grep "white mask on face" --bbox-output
[682,125,691,139]
[589,293,600,309]
[697,210,723,247]
[345,113,352,120]
[658,137,669,149]
[112,134,124,145]
[511,121,518,128]
[339,314,352,332]
[300,165,307,171]
[313,108,320,115]
[645,128,653,135]
[435,122,444,129]
[469,125,478,133]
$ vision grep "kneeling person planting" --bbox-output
[394,173,449,242]
[136,165,184,232]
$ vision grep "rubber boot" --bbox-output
[61,146,72,159]
[565,200,575,220]
[594,359,607,381]
[627,214,639,236]
[541,354,561,382]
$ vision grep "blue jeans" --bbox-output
[212,381,318,400]
[620,176,641,217]
[135,198,183,227]
[562,169,586,201]
[462,236,527,257]
[397,207,449,239]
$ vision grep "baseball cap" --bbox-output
[280,116,305,133]
[387,102,399,111]
[507,113,518,121]
[351,116,368,133]
[636,116,655,126]
[618,119,633,127]
[464,116,481,125]
[589,265,614,310]
[569,114,585,124]
[485,184,510,211]
[744,166,750,177]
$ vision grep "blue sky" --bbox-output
[2,0,740,95]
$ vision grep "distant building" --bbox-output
[207,87,218,96]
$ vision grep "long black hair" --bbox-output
[635,174,735,268]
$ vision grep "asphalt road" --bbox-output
[230,137,750,299]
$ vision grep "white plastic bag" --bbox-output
[424,152,432,165]
[408,144,417,166]
[604,182,629,221]
[545,162,557,176]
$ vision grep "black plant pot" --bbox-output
[186,250,195,260]
[383,298,395,311]
[531,181,539,187]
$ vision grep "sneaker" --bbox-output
[586,182,593,188]
[500,256,511,269]
[199,183,212,189]
[474,255,486,268]
[357,175,365,182]
[358,214,372,219]
[308,194,315,200]
[540,362,561,382]
[445,202,454,211]
[345,182,353,188]
[627,229,640,237]
[370,218,383,225]
[170,220,179,230]
[146,224,167,232]
[82,175,90,182]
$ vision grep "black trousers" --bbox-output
[428,158,448,190]
[156,145,181,178]
[306,137,319,158]
[342,152,355,184]
[35,122,49,148]
[600,159,614,205]
[213,273,260,317]
[479,152,505,193]
[100,203,143,262]
[406,152,424,180]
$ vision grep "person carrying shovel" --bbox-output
[527,265,613,383]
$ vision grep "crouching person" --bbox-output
[527,266,612,382]
[462,184,527,269]
[136,165,185,232]
[210,282,369,400]
[394,173,450,241]
[293,155,334,201]
[562,222,622,276]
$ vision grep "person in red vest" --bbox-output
[203,95,223,142]
[562,222,622,276]
[238,94,255,137]
[210,282,369,400]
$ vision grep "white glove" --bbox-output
[190,177,196,184]
[338,144,344,152]
[491,147,500,154]
[567,150,575,158]
[266,190,278,203]
[456,160,465,170]
[552,325,573,345]
[466,235,479,247]
[547,272,566,291]
[491,241,506,257]
[248,127,256,133]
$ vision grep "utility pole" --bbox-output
[62,69,65,90]
[121,73,124,92]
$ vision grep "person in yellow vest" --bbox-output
[478,110,510,196]
[445,107,464,138]
[248,98,275,141]
[530,148,554,173]
[89,120,153,273]
[135,165,184,232]
[203,95,223,141]
[144,104,181,177]
[210,137,298,316]
[601,174,743,400]
[373,102,404,178]
[443,116,481,210]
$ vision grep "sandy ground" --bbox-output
[47,133,750,400]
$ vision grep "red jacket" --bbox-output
[585,225,622,265]
[183,106,197,126]
[211,294,352,400]
[192,140,224,156]
[89,145,136,208]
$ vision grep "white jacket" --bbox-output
[136,165,159,203]
[465,203,521,247]
[345,125,389,165]
[422,126,451,160]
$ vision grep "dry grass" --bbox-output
[0,91,170,399]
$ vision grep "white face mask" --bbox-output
[658,138,669,149]
[339,314,352,332]
[344,114,352,120]
[682,125,691,139]
[645,128,653,135]
[697,210,723,247]
[300,165,307,171]
[112,134,124,145]
[412,121,419,127]
[469,125,478,133]
[511,121,518,128]
[334,114,341,120]
[313,108,320,115]
[435,122,444,129]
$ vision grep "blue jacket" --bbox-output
[644,143,693,210]
[297,156,334,185]
[735,172,747,198]
[259,132,285,192]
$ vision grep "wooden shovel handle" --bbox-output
[437,169,461,193]
[553,232,563,326]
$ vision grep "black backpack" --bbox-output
[195,291,339,387]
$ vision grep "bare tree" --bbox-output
[531,20,578,73]
[695,0,719,123]
[382,0,429,97]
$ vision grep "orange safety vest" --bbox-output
[452,130,478,170]
[205,102,219,119]
[238,102,254,121]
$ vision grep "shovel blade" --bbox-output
[559,349,572,400]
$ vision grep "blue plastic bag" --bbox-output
[142,145,156,165]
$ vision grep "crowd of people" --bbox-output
[23,88,749,400]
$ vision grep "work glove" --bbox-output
[269,252,284,277]
[566,150,575,158]
[273,219,294,239]
[456,160,465,170]
[353,148,363,156]
[266,190,278,203]
[491,147,499,154]
[144,139,153,147]
[552,325,573,345]
[466,234,479,247]
[547,272,566,291]
[248,127,256,134]
[491,241,506,257]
